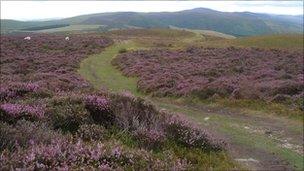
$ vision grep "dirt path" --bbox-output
[154,98,303,170]
[78,42,303,170]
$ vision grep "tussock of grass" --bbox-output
[109,127,240,170]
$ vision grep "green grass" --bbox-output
[210,98,303,121]
[108,127,240,170]
[106,28,200,49]
[231,34,303,50]
[155,100,303,170]
[195,33,304,50]
[108,28,196,38]
[79,41,143,96]
[36,24,104,33]
[180,96,303,121]
[169,26,236,39]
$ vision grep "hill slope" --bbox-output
[1,8,303,36]
[197,34,303,50]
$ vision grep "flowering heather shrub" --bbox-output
[84,95,114,127]
[0,138,188,170]
[133,128,166,149]
[0,82,40,101]
[85,95,110,112]
[0,34,229,169]
[0,138,110,170]
[76,124,106,141]
[110,92,165,131]
[119,48,127,53]
[292,92,304,110]
[0,34,112,93]
[0,87,17,101]
[50,97,89,132]
[110,92,225,151]
[114,47,303,104]
[0,120,64,151]
[165,114,226,151]
[0,103,45,122]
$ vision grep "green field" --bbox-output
[79,30,303,170]
[169,26,236,39]
[231,34,304,49]
[36,24,104,33]
[198,33,304,50]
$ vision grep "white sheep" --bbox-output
[24,36,31,40]
[65,36,69,41]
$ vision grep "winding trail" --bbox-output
[79,41,303,171]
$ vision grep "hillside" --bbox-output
[197,34,304,50]
[231,34,304,49]
[0,33,240,170]
[1,8,303,36]
[78,29,304,170]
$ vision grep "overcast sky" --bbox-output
[1,1,303,21]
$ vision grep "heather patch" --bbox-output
[0,120,64,151]
[165,114,226,151]
[76,124,107,141]
[84,95,114,127]
[133,128,166,149]
[49,97,89,132]
[114,47,303,108]
[0,103,45,122]
[0,34,113,95]
[0,138,193,170]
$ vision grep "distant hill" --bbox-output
[1,8,303,36]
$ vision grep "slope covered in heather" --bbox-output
[0,33,238,170]
[78,29,303,170]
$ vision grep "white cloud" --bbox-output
[1,1,303,21]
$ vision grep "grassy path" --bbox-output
[79,41,303,170]
[79,41,140,95]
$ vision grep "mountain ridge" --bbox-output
[1,8,303,36]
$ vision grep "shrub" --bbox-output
[0,103,45,123]
[0,120,63,151]
[76,124,106,141]
[110,92,164,131]
[0,138,187,170]
[114,47,303,106]
[0,83,41,101]
[133,128,165,150]
[50,96,89,132]
[84,95,113,127]
[165,115,226,151]
[0,138,110,170]
[119,48,127,53]
[0,87,17,101]
[1,34,112,93]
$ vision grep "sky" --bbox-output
[1,1,303,21]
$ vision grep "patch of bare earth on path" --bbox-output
[163,101,301,170]
[187,102,303,152]
[241,125,303,156]
[230,143,293,171]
